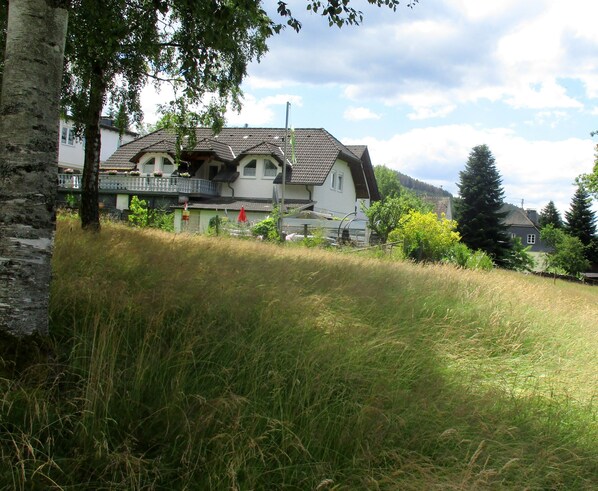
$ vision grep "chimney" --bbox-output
[525,209,538,225]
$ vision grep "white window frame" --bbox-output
[61,126,75,146]
[242,159,257,178]
[527,234,536,245]
[162,157,175,175]
[263,159,277,178]
[142,157,156,175]
[337,172,344,192]
[330,170,337,190]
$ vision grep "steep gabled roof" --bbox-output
[501,204,538,228]
[104,127,378,197]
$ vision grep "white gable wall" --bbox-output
[312,159,356,216]
[58,119,136,170]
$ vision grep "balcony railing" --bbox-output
[58,173,219,197]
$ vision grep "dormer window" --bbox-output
[243,159,257,177]
[263,159,277,178]
[142,157,156,174]
[163,157,175,175]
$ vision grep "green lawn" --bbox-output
[1,220,596,489]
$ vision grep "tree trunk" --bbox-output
[0,0,68,337]
[80,68,105,231]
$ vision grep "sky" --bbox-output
[141,0,598,215]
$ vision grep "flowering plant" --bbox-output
[64,168,74,174]
[107,170,118,175]
[179,172,191,178]
[129,170,140,176]
[153,170,163,177]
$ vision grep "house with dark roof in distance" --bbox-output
[501,204,551,256]
[58,127,380,234]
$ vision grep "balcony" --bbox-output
[58,173,219,197]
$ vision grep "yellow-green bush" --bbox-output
[389,211,460,262]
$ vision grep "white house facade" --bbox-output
[58,117,138,171]
[58,127,380,235]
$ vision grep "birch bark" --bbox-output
[0,0,68,336]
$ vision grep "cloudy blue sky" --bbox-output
[142,0,598,215]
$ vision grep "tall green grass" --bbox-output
[1,220,597,489]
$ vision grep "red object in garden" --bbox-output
[237,206,247,223]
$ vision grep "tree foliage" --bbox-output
[374,165,404,200]
[365,192,431,243]
[541,225,590,276]
[455,144,510,265]
[564,185,596,247]
[539,200,563,229]
[577,143,598,199]
[388,211,460,262]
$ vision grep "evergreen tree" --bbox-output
[564,185,597,262]
[539,201,563,229]
[455,144,510,264]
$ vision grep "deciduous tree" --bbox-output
[0,0,68,336]
[455,144,510,265]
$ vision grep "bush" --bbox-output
[504,237,535,272]
[388,211,460,262]
[541,225,590,276]
[443,242,494,271]
[364,193,431,243]
[252,207,280,241]
[128,195,174,232]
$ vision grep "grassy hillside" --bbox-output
[1,220,597,489]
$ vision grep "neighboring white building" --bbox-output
[58,117,138,171]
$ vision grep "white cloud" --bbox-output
[343,106,380,121]
[346,125,594,212]
[225,94,303,127]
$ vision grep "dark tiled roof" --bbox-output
[501,204,537,228]
[105,127,377,197]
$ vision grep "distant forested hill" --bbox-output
[397,172,452,197]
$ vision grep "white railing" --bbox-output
[58,174,218,196]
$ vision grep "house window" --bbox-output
[142,157,155,174]
[163,157,175,175]
[337,173,344,192]
[61,127,75,146]
[263,159,277,178]
[208,165,219,180]
[243,159,257,177]
[330,170,337,190]
[527,234,536,245]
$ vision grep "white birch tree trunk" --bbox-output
[0,0,68,336]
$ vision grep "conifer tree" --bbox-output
[455,144,510,264]
[565,185,597,262]
[539,201,563,229]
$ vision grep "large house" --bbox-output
[72,127,380,234]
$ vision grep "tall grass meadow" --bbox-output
[1,219,596,489]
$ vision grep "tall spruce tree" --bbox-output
[565,184,597,262]
[539,200,563,229]
[455,144,510,264]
